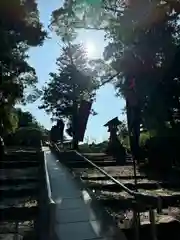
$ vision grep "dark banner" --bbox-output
[125,78,141,160]
[125,78,138,107]
[77,100,92,142]
[126,89,138,107]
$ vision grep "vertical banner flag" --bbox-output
[126,78,138,107]
[126,78,141,160]
[77,100,92,142]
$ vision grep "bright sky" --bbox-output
[21,0,125,143]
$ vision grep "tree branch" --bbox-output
[100,72,121,87]
[71,24,106,30]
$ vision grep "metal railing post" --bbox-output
[53,145,173,240]
[48,201,56,239]
[149,208,157,240]
[157,196,162,214]
[133,209,140,240]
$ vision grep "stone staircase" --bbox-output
[0,149,44,239]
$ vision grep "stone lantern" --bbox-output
[104,117,126,165]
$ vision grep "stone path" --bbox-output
[46,151,127,240]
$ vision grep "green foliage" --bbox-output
[16,108,48,140]
[4,108,48,146]
[121,135,130,150]
[54,1,180,130]
[120,131,150,152]
[46,0,100,149]
[15,108,41,129]
[51,0,108,37]
[139,132,150,148]
[55,1,180,164]
[79,141,108,153]
[40,43,99,120]
[49,1,180,168]
[0,0,46,133]
[0,107,19,134]
[12,127,43,147]
[76,0,101,6]
[2,107,48,136]
[79,143,91,152]
[118,121,128,139]
[117,121,130,150]
[106,2,180,135]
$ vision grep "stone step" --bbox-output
[0,188,39,199]
[0,161,40,169]
[86,182,180,191]
[81,175,147,181]
[67,161,118,168]
[0,206,38,221]
[0,178,38,185]
[98,193,180,211]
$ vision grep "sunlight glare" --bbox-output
[85,41,96,58]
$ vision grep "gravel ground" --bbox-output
[78,165,143,177]
[0,199,37,239]
[95,188,180,200]
[85,179,157,185]
[72,163,180,228]
[106,207,180,229]
[0,198,37,208]
[0,220,35,240]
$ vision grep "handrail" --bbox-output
[42,151,55,240]
[54,144,161,206]
[76,150,135,196]
[44,152,55,204]
[74,151,158,203]
[54,144,162,240]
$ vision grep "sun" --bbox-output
[85,41,96,58]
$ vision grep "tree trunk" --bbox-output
[72,96,79,150]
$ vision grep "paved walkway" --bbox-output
[45,151,127,240]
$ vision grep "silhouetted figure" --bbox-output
[50,119,64,144]
[57,119,64,143]
[50,126,56,144]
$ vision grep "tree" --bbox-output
[4,108,48,146]
[40,44,98,119]
[51,0,180,129]
[47,0,107,149]
[15,108,43,129]
[51,0,180,166]
[0,0,46,133]
[0,106,19,134]
[118,121,128,140]
[40,43,99,149]
[79,140,109,153]
[10,127,43,148]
